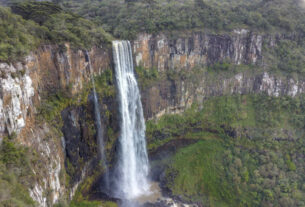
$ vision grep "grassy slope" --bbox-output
[166,140,234,206]
[147,95,305,206]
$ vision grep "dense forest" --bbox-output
[56,0,305,38]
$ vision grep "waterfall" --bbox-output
[85,50,109,190]
[112,41,150,199]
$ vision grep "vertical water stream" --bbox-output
[86,50,109,190]
[112,41,150,199]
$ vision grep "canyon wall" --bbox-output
[132,31,305,119]
[0,43,111,206]
[133,30,263,71]
[0,44,111,139]
[140,70,305,119]
[133,30,302,71]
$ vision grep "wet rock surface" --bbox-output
[61,106,97,184]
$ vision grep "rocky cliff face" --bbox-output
[0,43,111,206]
[133,31,303,72]
[132,31,305,119]
[133,30,263,72]
[141,70,305,119]
[0,44,110,138]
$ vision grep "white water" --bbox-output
[86,51,109,189]
[112,41,150,199]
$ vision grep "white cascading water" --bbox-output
[86,51,109,190]
[112,41,150,199]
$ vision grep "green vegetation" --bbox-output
[88,69,117,152]
[0,1,112,62]
[166,140,234,206]
[267,39,305,74]
[94,69,115,98]
[135,66,159,87]
[100,201,118,207]
[70,166,102,206]
[0,137,36,206]
[38,91,73,122]
[69,162,117,207]
[69,200,117,207]
[0,6,40,62]
[38,69,114,122]
[58,0,305,39]
[70,201,102,207]
[54,197,116,207]
[147,95,305,206]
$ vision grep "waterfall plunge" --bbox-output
[86,51,109,190]
[112,41,150,199]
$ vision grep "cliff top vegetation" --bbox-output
[0,1,112,62]
[56,0,305,39]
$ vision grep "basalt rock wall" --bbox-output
[0,43,112,206]
[131,31,305,119]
